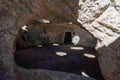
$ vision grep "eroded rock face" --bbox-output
[77,0,120,80]
[16,66,95,80]
[0,0,120,80]
[0,0,95,80]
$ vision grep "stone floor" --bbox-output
[14,44,104,80]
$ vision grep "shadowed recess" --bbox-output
[14,44,104,80]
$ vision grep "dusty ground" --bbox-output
[14,44,104,80]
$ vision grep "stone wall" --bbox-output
[77,0,120,80]
[0,0,94,80]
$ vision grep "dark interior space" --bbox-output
[14,22,104,80]
[64,32,72,44]
[14,44,104,80]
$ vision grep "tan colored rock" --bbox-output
[77,0,120,80]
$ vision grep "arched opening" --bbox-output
[14,20,104,80]
[1,0,120,80]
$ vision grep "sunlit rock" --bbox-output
[53,43,59,46]
[72,35,80,45]
[83,53,96,58]
[81,71,89,77]
[56,52,67,56]
[70,46,84,50]
[21,25,28,32]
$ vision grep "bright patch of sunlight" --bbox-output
[83,53,96,58]
[68,22,73,25]
[37,19,50,23]
[81,71,89,77]
[53,43,59,46]
[72,35,80,45]
[70,47,84,50]
[37,44,43,47]
[96,36,120,49]
[21,25,28,32]
[56,52,67,56]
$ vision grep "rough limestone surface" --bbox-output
[77,0,120,80]
[0,0,120,80]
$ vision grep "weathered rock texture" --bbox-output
[77,0,120,80]
[0,0,95,80]
[15,66,95,80]
[0,0,120,80]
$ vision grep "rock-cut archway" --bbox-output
[0,0,120,80]
[14,20,104,80]
[0,1,96,80]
